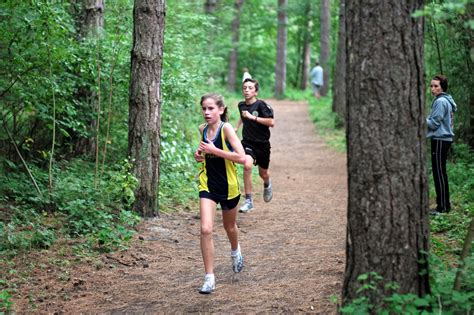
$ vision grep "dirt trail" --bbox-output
[12,100,347,314]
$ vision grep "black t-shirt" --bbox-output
[238,99,274,143]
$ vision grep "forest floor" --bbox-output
[8,99,348,314]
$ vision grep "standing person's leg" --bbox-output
[199,197,216,293]
[439,140,452,211]
[431,139,451,213]
[312,84,318,99]
[431,139,443,211]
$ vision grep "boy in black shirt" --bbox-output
[235,78,274,212]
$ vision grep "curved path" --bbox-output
[15,100,348,314]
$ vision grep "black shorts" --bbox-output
[241,139,271,169]
[199,191,241,210]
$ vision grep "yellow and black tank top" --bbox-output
[198,122,240,200]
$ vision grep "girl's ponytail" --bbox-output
[221,107,228,122]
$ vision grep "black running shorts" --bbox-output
[199,191,241,210]
[241,139,271,170]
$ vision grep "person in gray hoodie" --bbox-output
[426,75,457,214]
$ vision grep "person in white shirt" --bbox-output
[310,61,323,99]
[242,67,252,82]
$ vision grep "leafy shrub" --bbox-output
[0,289,13,312]
[338,257,474,314]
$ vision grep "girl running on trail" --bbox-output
[194,93,247,294]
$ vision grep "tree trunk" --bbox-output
[71,0,104,157]
[468,14,474,148]
[274,0,288,97]
[332,0,346,127]
[82,0,104,37]
[453,217,474,291]
[343,0,430,309]
[128,0,166,217]
[319,0,330,96]
[470,91,474,147]
[300,1,311,90]
[204,0,218,14]
[227,0,245,92]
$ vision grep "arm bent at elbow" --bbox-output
[223,123,246,164]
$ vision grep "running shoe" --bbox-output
[263,183,273,202]
[198,275,215,294]
[231,252,244,273]
[239,199,254,213]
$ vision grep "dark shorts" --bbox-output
[241,139,271,169]
[199,191,241,210]
[312,84,321,94]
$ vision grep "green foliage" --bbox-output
[306,92,346,152]
[339,263,474,314]
[0,159,141,254]
[414,0,474,30]
[159,1,224,209]
[0,289,13,312]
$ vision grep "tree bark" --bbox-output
[343,0,430,309]
[319,0,330,96]
[227,0,245,92]
[71,0,104,157]
[453,217,474,291]
[300,1,311,90]
[204,0,218,14]
[82,0,104,38]
[332,0,346,127]
[274,0,288,97]
[128,0,166,217]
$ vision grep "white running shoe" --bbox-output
[231,252,244,273]
[263,183,273,202]
[239,199,254,213]
[198,275,215,294]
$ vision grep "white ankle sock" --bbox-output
[231,244,241,257]
[205,273,215,282]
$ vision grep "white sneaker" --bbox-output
[263,183,272,202]
[231,252,244,273]
[239,199,254,213]
[198,275,215,294]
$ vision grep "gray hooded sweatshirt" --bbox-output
[426,93,457,141]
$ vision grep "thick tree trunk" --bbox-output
[128,0,166,217]
[71,0,104,157]
[343,0,430,309]
[332,0,346,127]
[319,0,330,96]
[82,0,104,37]
[227,0,244,92]
[274,0,288,97]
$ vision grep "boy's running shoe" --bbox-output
[231,252,244,273]
[239,199,254,213]
[263,183,273,202]
[198,275,215,294]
